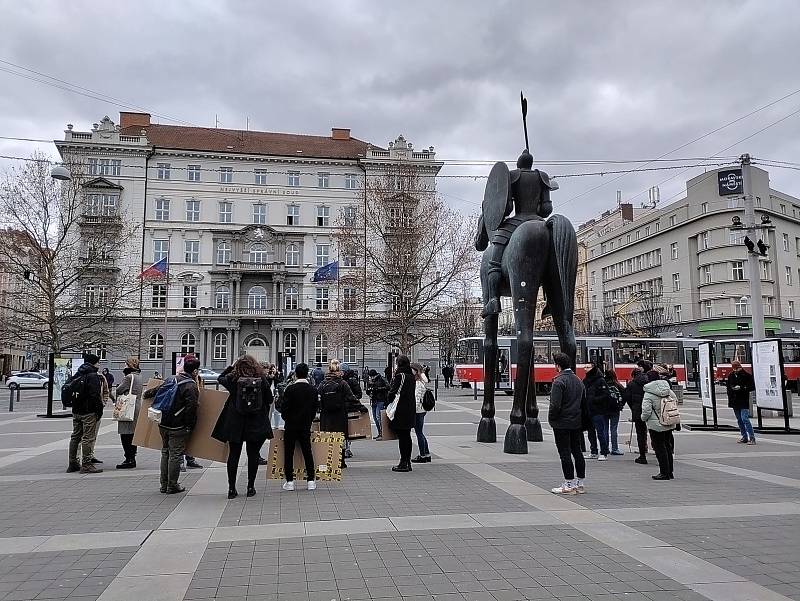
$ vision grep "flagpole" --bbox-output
[160,253,169,377]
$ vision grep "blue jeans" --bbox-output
[735,408,755,441]
[414,412,430,456]
[372,402,385,437]
[591,415,610,456]
[607,413,621,453]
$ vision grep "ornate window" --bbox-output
[213,332,227,360]
[216,241,231,265]
[285,285,299,310]
[248,286,267,310]
[215,286,230,310]
[314,333,328,364]
[285,244,300,266]
[148,333,164,359]
[250,243,267,264]
[284,332,297,357]
[180,333,196,355]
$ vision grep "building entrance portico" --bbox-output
[245,336,269,363]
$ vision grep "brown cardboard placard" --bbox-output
[380,410,397,441]
[132,379,230,463]
[346,411,373,440]
[267,429,344,481]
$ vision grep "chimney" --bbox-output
[331,127,351,140]
[120,112,151,129]
[620,203,634,222]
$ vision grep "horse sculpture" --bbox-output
[474,101,578,454]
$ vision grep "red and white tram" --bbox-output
[714,338,800,387]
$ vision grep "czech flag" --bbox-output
[140,257,168,280]
[312,260,339,282]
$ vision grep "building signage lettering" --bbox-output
[717,169,743,196]
[219,186,300,196]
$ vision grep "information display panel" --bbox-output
[752,340,785,411]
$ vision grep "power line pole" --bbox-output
[742,153,765,341]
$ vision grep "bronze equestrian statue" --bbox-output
[475,95,578,454]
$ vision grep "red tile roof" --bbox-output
[120,124,371,160]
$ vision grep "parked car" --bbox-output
[6,372,49,389]
[198,368,220,384]
[4,371,21,383]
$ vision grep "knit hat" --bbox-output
[653,364,669,375]
[368,369,377,377]
[83,353,100,365]
[126,357,140,370]
[646,370,661,382]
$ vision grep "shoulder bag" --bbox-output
[113,375,137,422]
[385,374,405,420]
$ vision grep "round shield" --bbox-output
[482,161,510,234]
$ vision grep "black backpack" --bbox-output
[421,389,435,411]
[235,377,264,414]
[61,373,90,410]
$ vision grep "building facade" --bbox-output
[583,166,800,339]
[55,113,443,374]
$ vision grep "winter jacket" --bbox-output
[318,373,357,435]
[213,369,273,443]
[344,370,363,400]
[548,369,586,430]
[386,366,416,430]
[583,367,612,417]
[68,363,104,416]
[622,372,648,423]
[606,379,625,415]
[280,379,319,432]
[414,373,429,413]
[311,367,325,388]
[641,379,677,432]
[726,369,755,410]
[369,374,389,405]
[143,372,199,431]
[115,368,143,435]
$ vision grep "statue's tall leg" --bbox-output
[504,287,539,455]
[543,251,578,369]
[525,374,543,442]
[477,313,498,443]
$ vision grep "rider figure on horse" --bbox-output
[475,148,559,318]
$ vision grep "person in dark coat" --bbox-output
[368,369,389,439]
[341,368,364,458]
[726,360,756,444]
[214,355,273,499]
[386,355,417,472]
[583,364,612,460]
[114,357,143,469]
[311,363,325,388]
[622,367,650,464]
[604,369,625,456]
[318,359,358,468]
[548,353,587,495]
[280,363,319,491]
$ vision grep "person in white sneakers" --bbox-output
[548,353,588,495]
[280,363,319,491]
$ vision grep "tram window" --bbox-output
[456,340,481,365]
[716,342,749,364]
[648,341,679,365]
[782,342,800,363]
[534,342,550,363]
[576,341,587,364]
[615,341,646,364]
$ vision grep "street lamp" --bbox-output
[50,164,71,181]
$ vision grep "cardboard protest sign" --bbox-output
[267,429,344,481]
[380,410,397,441]
[346,411,372,440]
[132,378,230,463]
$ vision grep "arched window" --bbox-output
[285,243,300,266]
[250,243,267,264]
[216,240,231,265]
[215,286,230,310]
[314,333,328,364]
[343,334,357,364]
[180,332,196,355]
[284,332,297,357]
[248,286,267,309]
[148,333,164,359]
[284,285,298,310]
[213,332,228,360]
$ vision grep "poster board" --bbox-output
[380,410,397,441]
[132,378,230,462]
[52,357,74,404]
[309,413,373,439]
[266,429,344,481]
[752,339,785,411]
[698,342,714,409]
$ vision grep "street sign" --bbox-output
[718,169,743,196]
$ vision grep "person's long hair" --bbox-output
[604,368,621,388]
[396,354,412,374]
[231,354,265,379]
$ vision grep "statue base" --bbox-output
[477,417,497,443]
[525,417,543,442]
[503,424,528,454]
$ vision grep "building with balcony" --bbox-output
[583,165,800,339]
[55,113,443,373]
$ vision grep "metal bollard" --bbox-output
[434,376,439,401]
[8,388,16,412]
[473,381,478,401]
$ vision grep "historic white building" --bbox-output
[55,113,443,374]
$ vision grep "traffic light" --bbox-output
[744,236,755,252]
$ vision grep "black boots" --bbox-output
[116,459,136,469]
[392,461,412,472]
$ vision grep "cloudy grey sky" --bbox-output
[1,0,799,223]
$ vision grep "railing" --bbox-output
[368,149,390,158]
[80,214,122,226]
[70,133,92,140]
[226,261,287,272]
[197,307,313,318]
[119,135,142,143]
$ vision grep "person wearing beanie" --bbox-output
[114,357,143,469]
[641,368,678,480]
[66,353,106,474]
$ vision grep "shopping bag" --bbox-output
[113,377,136,422]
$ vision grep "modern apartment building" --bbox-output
[55,113,443,373]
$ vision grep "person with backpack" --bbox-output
[604,369,626,456]
[213,355,273,499]
[318,359,365,469]
[65,353,106,474]
[386,355,417,473]
[622,367,651,464]
[142,355,200,493]
[410,362,432,463]
[280,363,319,491]
[583,363,612,461]
[368,369,389,440]
[641,368,680,480]
[548,353,588,495]
[114,357,143,469]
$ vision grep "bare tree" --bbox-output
[436,276,481,364]
[0,153,141,357]
[336,164,477,355]
[635,292,676,336]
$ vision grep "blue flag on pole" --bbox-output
[312,261,339,282]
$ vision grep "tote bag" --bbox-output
[113,375,137,422]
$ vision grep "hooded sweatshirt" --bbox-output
[640,379,677,432]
